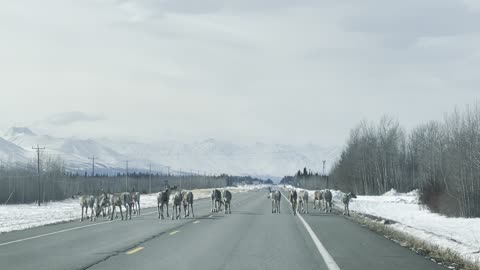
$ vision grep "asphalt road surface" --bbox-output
[0,190,446,270]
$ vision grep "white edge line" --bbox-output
[281,192,341,270]
[0,199,211,247]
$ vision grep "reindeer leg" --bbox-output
[110,206,115,220]
[160,203,164,220]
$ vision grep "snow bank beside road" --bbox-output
[0,185,267,234]
[349,189,480,264]
[285,186,480,264]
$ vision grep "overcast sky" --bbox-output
[1,0,479,146]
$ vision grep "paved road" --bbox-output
[0,190,445,270]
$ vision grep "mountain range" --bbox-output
[0,127,340,181]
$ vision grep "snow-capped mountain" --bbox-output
[3,127,134,173]
[99,138,340,179]
[1,127,340,179]
[0,136,29,164]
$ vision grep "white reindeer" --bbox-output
[80,195,96,221]
[271,190,281,214]
[313,190,323,211]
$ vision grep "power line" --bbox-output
[32,145,45,206]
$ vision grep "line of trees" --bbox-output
[329,103,480,217]
[280,167,330,190]
[0,158,266,204]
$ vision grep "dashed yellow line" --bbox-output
[169,230,180,235]
[126,247,144,255]
[193,220,200,224]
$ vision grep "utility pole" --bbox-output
[125,160,129,192]
[32,145,45,206]
[322,160,326,176]
[149,163,152,194]
[88,156,96,177]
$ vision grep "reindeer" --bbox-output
[342,192,357,216]
[157,187,171,220]
[131,192,141,216]
[297,190,309,214]
[271,190,281,214]
[182,191,194,218]
[80,195,96,221]
[289,189,298,215]
[323,189,333,213]
[313,190,324,211]
[172,191,182,220]
[223,189,232,214]
[211,189,222,212]
[110,193,124,220]
[94,193,110,218]
[121,192,133,220]
[110,192,132,220]
[297,190,305,214]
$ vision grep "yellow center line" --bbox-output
[193,220,200,224]
[169,230,180,235]
[126,247,144,255]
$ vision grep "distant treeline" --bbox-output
[0,159,267,204]
[329,103,480,218]
[280,167,330,190]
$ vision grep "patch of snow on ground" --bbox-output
[0,185,268,234]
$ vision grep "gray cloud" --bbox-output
[47,112,104,126]
[0,0,479,146]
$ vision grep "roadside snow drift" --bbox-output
[349,189,480,264]
[285,185,480,264]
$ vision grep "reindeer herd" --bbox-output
[78,186,234,222]
[270,188,357,216]
[78,191,141,222]
[78,185,356,222]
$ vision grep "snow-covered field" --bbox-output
[0,185,269,234]
[284,185,480,264]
